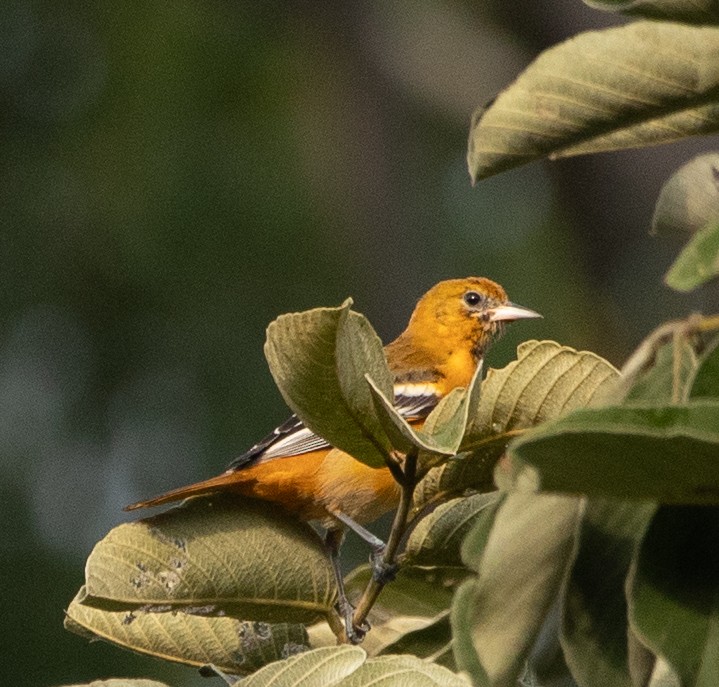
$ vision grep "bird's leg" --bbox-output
[324,528,369,644]
[330,510,398,584]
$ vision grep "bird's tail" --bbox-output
[124,472,239,511]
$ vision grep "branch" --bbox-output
[351,450,418,632]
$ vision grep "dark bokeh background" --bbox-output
[1,2,716,685]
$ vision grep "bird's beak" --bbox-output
[488,302,542,322]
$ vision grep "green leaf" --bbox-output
[665,221,719,292]
[690,335,719,399]
[652,153,719,291]
[65,590,310,675]
[508,401,719,503]
[366,360,484,470]
[629,506,719,686]
[336,655,468,687]
[452,493,581,686]
[239,646,366,686]
[413,341,616,510]
[417,362,485,473]
[467,341,618,442]
[411,453,497,515]
[561,500,656,687]
[585,0,719,24]
[58,682,172,687]
[237,646,468,687]
[652,153,719,236]
[467,22,719,182]
[366,376,437,455]
[624,339,698,403]
[264,301,393,467]
[403,492,501,567]
[76,496,336,623]
[345,566,465,620]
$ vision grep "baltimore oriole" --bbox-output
[126,277,540,639]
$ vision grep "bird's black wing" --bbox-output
[226,381,443,471]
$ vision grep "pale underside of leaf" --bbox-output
[237,645,468,687]
[336,654,469,687]
[413,341,617,510]
[230,646,367,687]
[65,590,310,675]
[404,493,501,567]
[468,340,618,440]
[80,497,335,623]
[468,21,719,181]
[652,152,719,236]
[59,681,172,687]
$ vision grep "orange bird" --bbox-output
[126,278,540,637]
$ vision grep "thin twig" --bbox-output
[351,450,417,631]
[620,313,719,391]
[672,328,683,404]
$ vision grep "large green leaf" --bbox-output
[264,301,393,467]
[585,0,719,24]
[239,646,365,686]
[561,500,656,687]
[59,682,171,687]
[413,341,616,510]
[76,496,336,623]
[629,506,719,686]
[65,590,309,675]
[467,22,719,182]
[467,341,618,442]
[508,401,719,503]
[452,493,581,687]
[337,655,468,687]
[237,646,468,687]
[403,492,501,567]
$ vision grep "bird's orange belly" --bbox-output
[221,449,401,528]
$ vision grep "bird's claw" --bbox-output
[337,598,370,645]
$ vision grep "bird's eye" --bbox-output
[463,291,483,307]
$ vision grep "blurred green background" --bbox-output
[1,1,715,685]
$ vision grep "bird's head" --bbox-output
[407,277,541,358]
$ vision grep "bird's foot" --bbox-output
[336,598,370,645]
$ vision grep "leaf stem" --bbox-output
[621,313,719,386]
[351,450,418,632]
